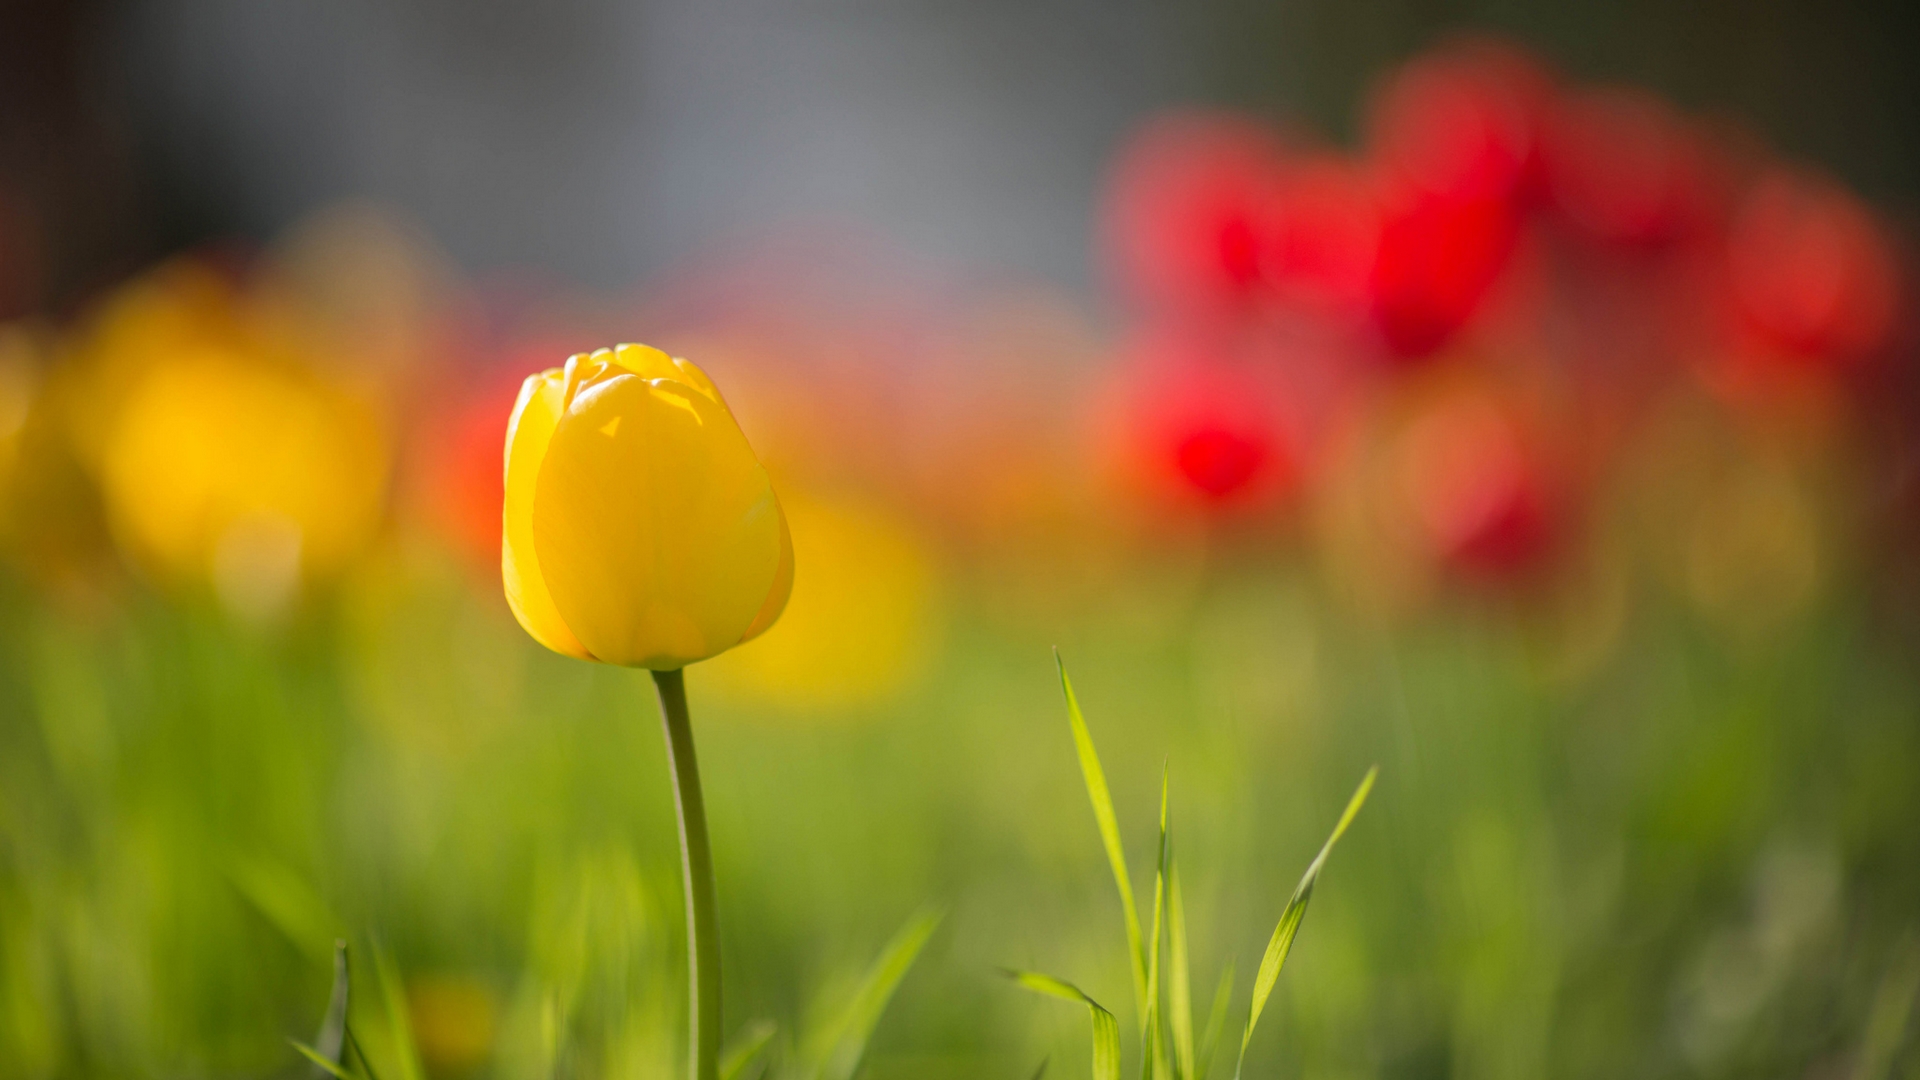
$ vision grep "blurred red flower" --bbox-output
[1366,37,1555,207]
[1105,328,1304,512]
[1725,167,1899,366]
[1543,87,1713,249]
[1101,112,1290,316]
[1366,191,1521,358]
[1264,153,1380,317]
[412,341,569,572]
[1357,38,1555,360]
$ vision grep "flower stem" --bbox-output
[652,667,721,1080]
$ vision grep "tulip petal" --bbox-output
[502,369,593,659]
[737,498,794,645]
[608,342,739,418]
[531,373,783,668]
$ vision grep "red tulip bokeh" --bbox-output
[1097,34,1908,597]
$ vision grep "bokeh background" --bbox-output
[4,1,1920,1077]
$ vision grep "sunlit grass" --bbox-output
[2,566,1917,1076]
[1015,656,1373,1080]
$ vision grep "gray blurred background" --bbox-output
[3,0,1917,311]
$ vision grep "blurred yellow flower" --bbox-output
[502,343,792,668]
[705,492,940,710]
[100,350,387,619]
[67,262,247,469]
[0,325,37,518]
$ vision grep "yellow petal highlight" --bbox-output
[529,371,782,668]
[501,369,591,659]
[610,343,727,408]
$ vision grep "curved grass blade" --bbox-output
[1003,971,1121,1080]
[813,908,943,1080]
[309,941,350,1075]
[1195,961,1234,1080]
[292,1040,355,1080]
[1235,767,1376,1080]
[1055,651,1148,1030]
[1142,764,1169,1080]
[1169,866,1192,1080]
[721,1019,777,1080]
[345,1028,384,1080]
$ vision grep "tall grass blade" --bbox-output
[346,1028,384,1080]
[1142,764,1169,1080]
[1028,1057,1050,1080]
[1055,651,1149,1030]
[1169,866,1192,1080]
[814,908,942,1080]
[1235,767,1376,1080]
[372,942,425,1080]
[720,1019,777,1080]
[1003,970,1122,1080]
[1195,961,1233,1080]
[291,1040,355,1080]
[310,941,350,1075]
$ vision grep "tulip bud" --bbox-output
[502,343,793,669]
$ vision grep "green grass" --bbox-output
[4,563,1919,1077]
[1026,656,1374,1080]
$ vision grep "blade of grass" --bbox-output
[372,942,424,1080]
[1028,1056,1050,1080]
[1235,766,1376,1080]
[310,941,350,1074]
[1169,865,1192,1080]
[345,1027,384,1080]
[1004,971,1121,1080]
[292,1040,355,1080]
[720,1019,777,1080]
[814,908,942,1080]
[1142,764,1169,1080]
[1195,961,1233,1080]
[1056,652,1149,1031]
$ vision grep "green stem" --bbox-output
[652,667,721,1080]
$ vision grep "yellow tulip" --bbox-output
[502,343,793,669]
